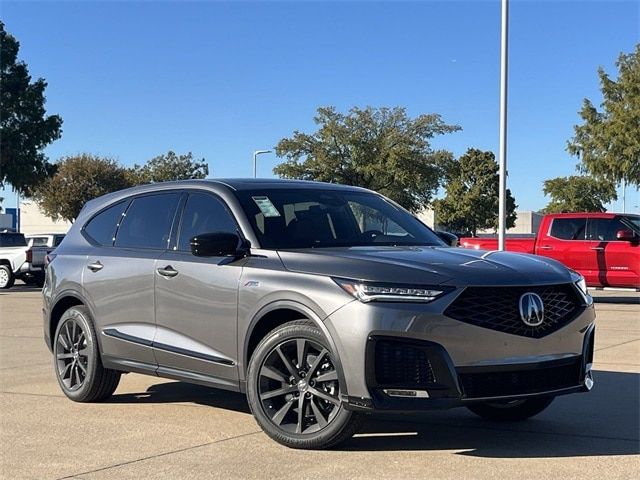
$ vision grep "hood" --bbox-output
[277,246,573,287]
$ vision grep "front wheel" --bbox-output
[467,397,554,421]
[246,321,362,449]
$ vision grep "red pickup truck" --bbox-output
[459,212,640,289]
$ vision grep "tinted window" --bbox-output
[586,218,626,241]
[236,189,444,249]
[0,233,26,247]
[177,193,238,251]
[549,218,586,240]
[84,201,128,246]
[53,235,65,247]
[115,193,180,250]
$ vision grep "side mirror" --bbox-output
[616,229,636,242]
[435,230,459,247]
[190,232,249,257]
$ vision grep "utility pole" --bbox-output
[498,0,509,251]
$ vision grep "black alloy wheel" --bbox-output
[258,337,341,434]
[55,317,89,391]
[247,321,361,449]
[53,306,121,402]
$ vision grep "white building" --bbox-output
[18,201,71,235]
[418,208,542,235]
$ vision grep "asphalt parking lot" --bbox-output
[0,285,638,480]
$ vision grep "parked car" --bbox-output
[43,180,595,449]
[0,232,49,288]
[460,212,640,290]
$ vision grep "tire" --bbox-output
[467,397,554,421]
[53,306,121,402]
[0,264,15,289]
[246,320,362,449]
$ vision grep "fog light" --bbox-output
[584,363,594,390]
[383,389,429,398]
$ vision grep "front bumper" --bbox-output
[324,290,596,411]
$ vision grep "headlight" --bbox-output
[569,269,588,295]
[576,276,588,295]
[333,278,450,303]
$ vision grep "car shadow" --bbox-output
[108,370,638,458]
[107,381,251,414]
[344,370,639,457]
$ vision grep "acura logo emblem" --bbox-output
[519,293,544,327]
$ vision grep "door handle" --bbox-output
[157,265,179,278]
[590,247,605,251]
[87,261,103,272]
[539,246,553,250]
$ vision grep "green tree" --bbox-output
[542,175,617,213]
[33,154,131,222]
[567,44,640,187]
[434,149,517,236]
[273,106,461,212]
[128,151,208,184]
[0,22,62,194]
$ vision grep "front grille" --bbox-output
[374,339,436,388]
[444,284,583,338]
[458,357,582,399]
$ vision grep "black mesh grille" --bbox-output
[374,339,436,387]
[458,358,582,399]
[444,284,583,338]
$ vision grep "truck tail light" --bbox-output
[26,249,33,263]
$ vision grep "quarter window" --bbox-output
[115,193,180,250]
[549,218,586,240]
[177,193,238,251]
[84,201,128,246]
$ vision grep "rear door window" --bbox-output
[115,193,181,250]
[84,201,129,246]
[549,218,586,240]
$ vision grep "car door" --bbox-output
[585,217,639,288]
[537,217,591,279]
[154,191,243,386]
[82,192,181,370]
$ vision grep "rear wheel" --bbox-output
[0,265,15,289]
[246,321,362,449]
[467,397,554,421]
[53,306,121,402]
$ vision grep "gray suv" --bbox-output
[43,179,595,449]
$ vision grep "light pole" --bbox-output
[252,150,271,178]
[498,0,509,251]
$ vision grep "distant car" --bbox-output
[0,232,47,288]
[44,179,595,449]
[460,212,640,289]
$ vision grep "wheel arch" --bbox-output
[48,292,87,349]
[242,300,348,397]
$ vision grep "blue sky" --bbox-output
[2,0,639,212]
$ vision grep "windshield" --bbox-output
[236,189,444,249]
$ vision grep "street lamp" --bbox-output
[498,0,509,251]
[253,150,272,178]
